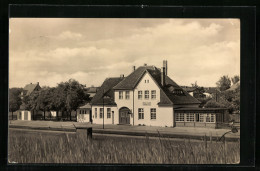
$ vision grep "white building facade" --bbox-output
[90,61,218,127]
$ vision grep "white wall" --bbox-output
[91,106,118,124]
[77,108,91,122]
[20,111,31,121]
[114,72,174,127]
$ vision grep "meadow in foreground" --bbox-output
[8,129,240,164]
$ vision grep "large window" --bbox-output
[138,91,142,100]
[119,91,123,99]
[145,90,149,99]
[176,113,184,122]
[186,113,195,122]
[107,108,111,118]
[150,108,156,120]
[100,108,103,118]
[125,91,130,99]
[210,114,215,122]
[206,114,215,123]
[151,90,156,99]
[138,108,144,119]
[206,114,210,122]
[199,114,204,122]
[95,108,97,118]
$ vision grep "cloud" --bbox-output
[56,31,82,40]
[9,19,240,88]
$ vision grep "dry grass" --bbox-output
[8,129,240,164]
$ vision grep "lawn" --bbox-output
[8,129,240,164]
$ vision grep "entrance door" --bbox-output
[119,107,130,124]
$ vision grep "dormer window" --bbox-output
[168,85,183,95]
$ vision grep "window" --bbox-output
[145,90,149,99]
[79,110,81,114]
[151,90,156,99]
[147,80,149,83]
[199,114,204,122]
[119,91,123,99]
[176,113,184,122]
[210,114,215,122]
[150,108,156,120]
[125,91,130,99]
[107,108,111,118]
[186,113,195,122]
[206,114,210,122]
[138,108,144,119]
[100,108,103,118]
[95,108,97,118]
[138,91,142,99]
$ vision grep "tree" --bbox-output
[9,88,22,120]
[35,87,53,120]
[231,75,240,85]
[216,75,231,91]
[51,83,67,120]
[64,79,89,120]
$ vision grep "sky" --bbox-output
[9,18,240,88]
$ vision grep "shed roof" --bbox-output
[79,103,92,109]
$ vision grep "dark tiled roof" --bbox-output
[23,83,40,96]
[114,65,200,105]
[86,87,100,93]
[182,87,197,92]
[91,77,124,105]
[146,69,201,105]
[113,66,156,90]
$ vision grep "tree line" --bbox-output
[194,75,240,114]
[9,79,90,120]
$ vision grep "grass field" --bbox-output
[8,129,240,164]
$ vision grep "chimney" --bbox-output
[161,67,166,86]
[144,63,147,66]
[37,82,39,85]
[132,66,136,72]
[120,74,124,78]
[163,60,168,76]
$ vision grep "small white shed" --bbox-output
[77,103,91,123]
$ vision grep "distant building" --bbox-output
[181,86,206,98]
[18,82,41,121]
[89,61,227,128]
[85,86,100,99]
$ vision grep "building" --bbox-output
[85,86,100,99]
[90,61,228,128]
[18,82,41,121]
[181,86,206,98]
[77,103,92,122]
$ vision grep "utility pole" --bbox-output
[103,89,104,129]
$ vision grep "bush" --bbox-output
[204,100,225,108]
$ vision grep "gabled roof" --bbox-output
[226,81,240,91]
[114,65,200,105]
[113,66,157,90]
[91,77,124,105]
[23,83,41,96]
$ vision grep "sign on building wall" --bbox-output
[143,102,151,106]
